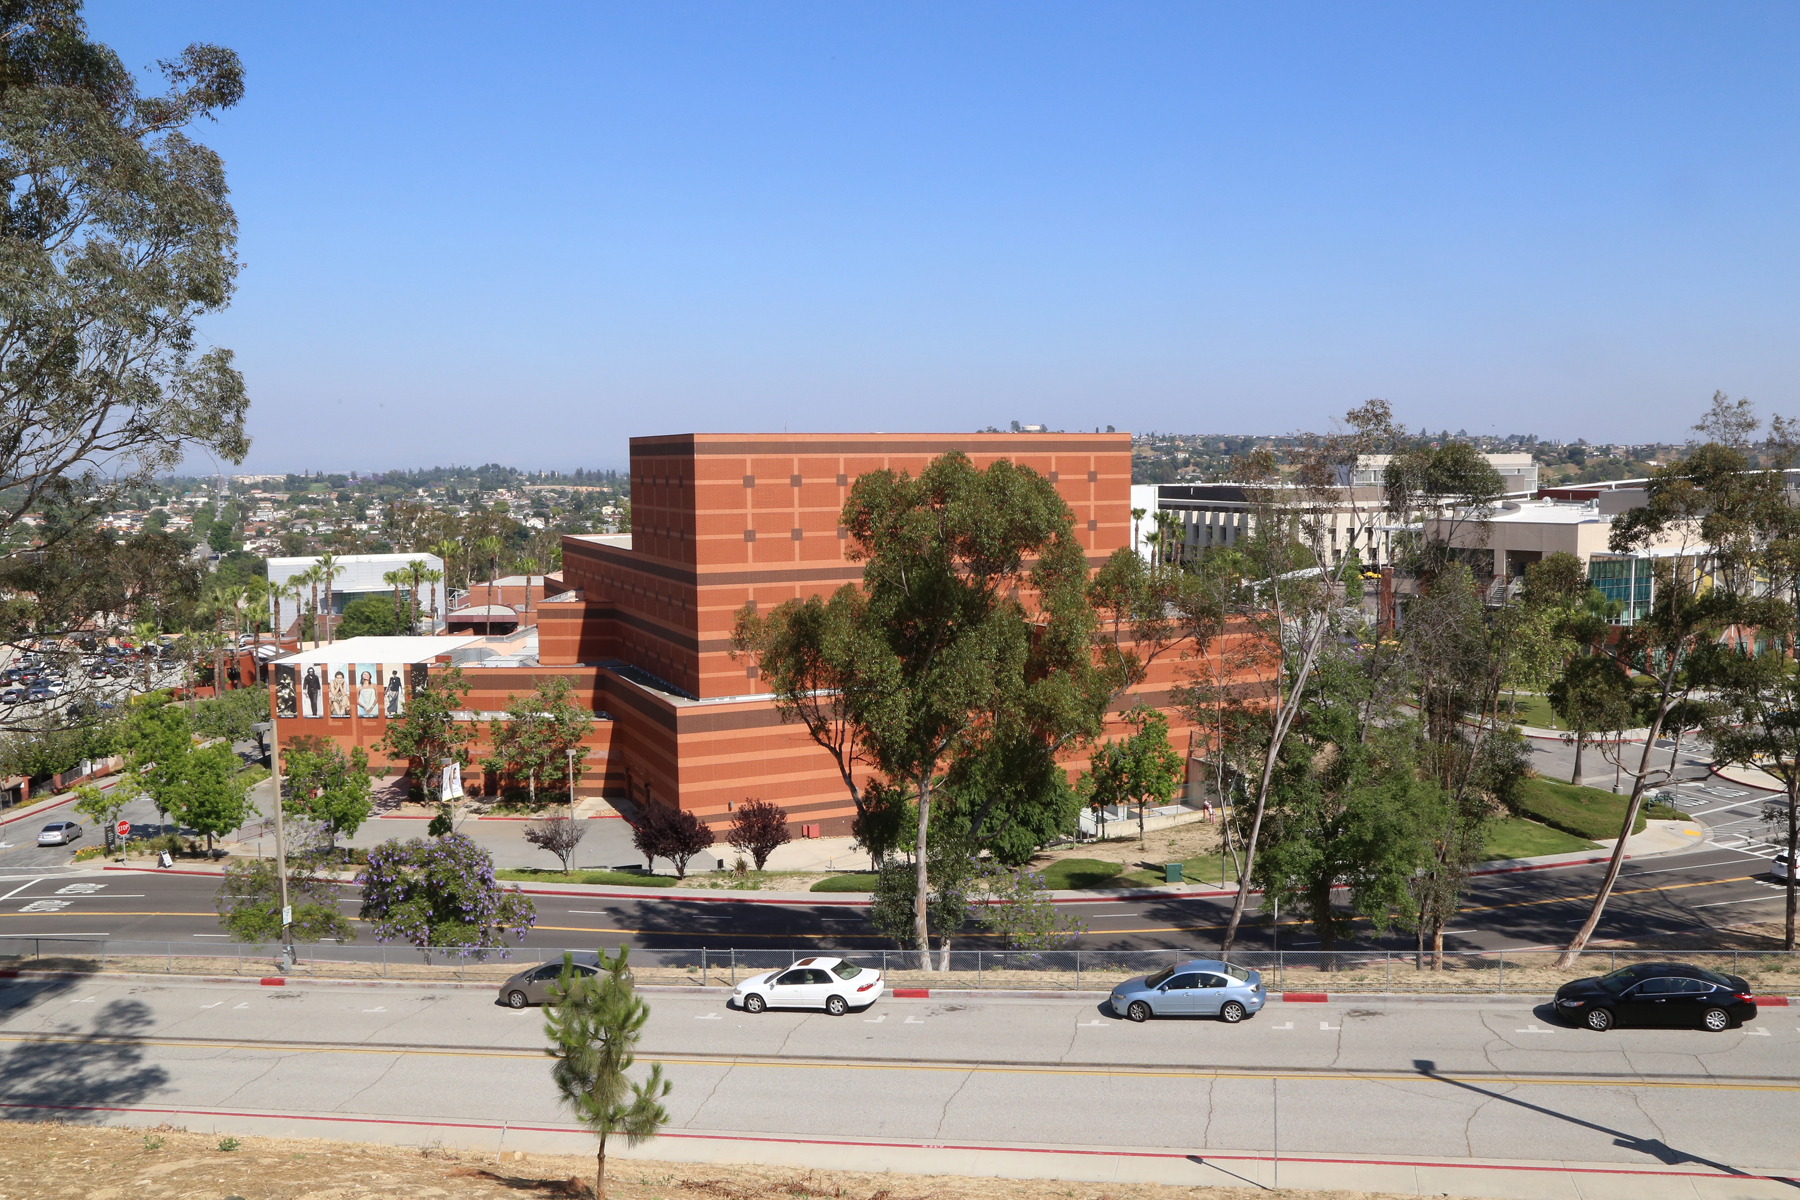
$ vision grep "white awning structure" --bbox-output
[271,636,480,665]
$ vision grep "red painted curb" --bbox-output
[1753,995,1790,1006]
[1282,992,1328,1002]
[891,987,929,998]
[259,977,286,986]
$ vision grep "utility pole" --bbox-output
[567,747,577,827]
[271,737,294,971]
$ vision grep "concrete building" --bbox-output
[267,431,1219,835]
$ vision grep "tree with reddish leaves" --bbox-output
[628,801,715,879]
[726,798,792,871]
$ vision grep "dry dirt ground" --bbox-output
[1030,818,1226,872]
[0,1121,1410,1200]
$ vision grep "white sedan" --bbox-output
[733,956,884,1015]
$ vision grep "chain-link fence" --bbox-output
[1,936,1796,994]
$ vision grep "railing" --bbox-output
[0,937,1795,994]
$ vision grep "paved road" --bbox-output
[0,977,1793,1184]
[0,838,1786,959]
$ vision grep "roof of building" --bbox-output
[447,606,518,619]
[1487,499,1607,525]
[274,636,481,665]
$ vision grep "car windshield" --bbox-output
[1597,968,1636,994]
[1221,963,1251,982]
[1144,967,1176,989]
[831,963,864,980]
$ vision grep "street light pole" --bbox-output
[271,737,294,971]
[567,748,577,826]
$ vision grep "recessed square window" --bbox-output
[1087,519,1097,531]
[1048,471,1059,482]
[791,527,804,541]
[1087,470,1097,482]
[790,474,802,487]
[837,526,848,539]
[743,475,755,488]
[744,529,756,542]
[836,473,847,487]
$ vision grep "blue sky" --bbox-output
[88,2,1800,473]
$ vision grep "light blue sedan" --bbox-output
[1109,959,1266,1023]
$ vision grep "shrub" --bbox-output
[726,798,791,871]
[627,801,715,879]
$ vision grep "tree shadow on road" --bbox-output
[1412,1057,1798,1186]
[0,991,168,1121]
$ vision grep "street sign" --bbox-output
[281,905,292,927]
[116,820,129,838]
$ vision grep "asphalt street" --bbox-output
[0,977,1792,1181]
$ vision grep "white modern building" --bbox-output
[268,552,448,636]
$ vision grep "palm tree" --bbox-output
[1130,506,1147,555]
[403,558,430,633]
[420,567,444,632]
[316,552,345,644]
[383,568,408,633]
[298,565,322,646]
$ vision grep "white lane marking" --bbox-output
[200,1002,222,1009]
[54,884,104,895]
[864,1013,886,1024]
[232,1002,248,1010]
[1078,1019,1109,1027]
[0,878,42,903]
[68,995,95,1004]
[19,900,69,912]
[904,1015,924,1024]
[1319,1021,1340,1030]
[1744,1029,1770,1036]
[1515,1024,1555,1034]
[1271,1021,1294,1030]
[1692,895,1787,908]
[694,1012,720,1020]
[363,1006,387,1013]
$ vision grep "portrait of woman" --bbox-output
[329,666,351,718]
[384,666,404,717]
[356,663,379,718]
[302,665,322,717]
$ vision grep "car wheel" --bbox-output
[506,990,528,1010]
[743,993,766,1014]
[1126,1001,1151,1023]
[1584,1007,1613,1032]
[826,995,848,1016]
[1701,1006,1731,1032]
[1220,1001,1246,1024]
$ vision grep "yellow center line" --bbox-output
[0,1033,1787,1091]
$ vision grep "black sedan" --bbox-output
[1554,961,1758,1032]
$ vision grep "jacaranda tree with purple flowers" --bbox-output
[356,832,536,959]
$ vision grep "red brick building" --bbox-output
[271,431,1216,834]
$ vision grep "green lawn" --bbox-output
[810,873,876,893]
[495,868,677,888]
[1505,692,1566,730]
[1483,815,1599,861]
[1514,777,1685,842]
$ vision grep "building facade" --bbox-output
[269,431,1217,835]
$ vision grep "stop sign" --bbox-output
[116,820,129,838]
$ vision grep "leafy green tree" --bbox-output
[1079,706,1183,847]
[334,595,398,638]
[72,774,138,854]
[483,675,592,805]
[117,697,194,833]
[282,735,373,850]
[0,6,248,562]
[166,741,250,855]
[543,946,670,1200]
[968,862,1085,950]
[1548,654,1635,786]
[735,452,1105,968]
[375,666,472,809]
[190,685,269,744]
[214,854,354,943]
[356,832,535,959]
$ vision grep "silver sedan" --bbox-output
[1109,959,1266,1023]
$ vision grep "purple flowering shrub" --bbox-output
[355,832,536,959]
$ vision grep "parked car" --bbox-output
[36,821,82,846]
[497,959,601,1009]
[1554,961,1757,1031]
[0,689,20,705]
[733,956,885,1015]
[1774,853,1791,882]
[1110,959,1266,1023]
[22,685,52,702]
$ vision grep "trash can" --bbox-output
[1164,862,1183,884]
